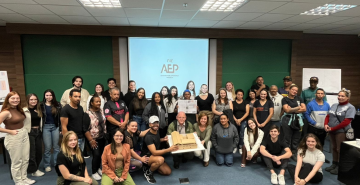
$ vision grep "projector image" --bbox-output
[171,131,198,150]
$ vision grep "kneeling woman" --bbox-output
[56,131,98,185]
[288,134,325,185]
[193,112,212,167]
[102,129,135,185]
[211,114,239,166]
[241,118,264,167]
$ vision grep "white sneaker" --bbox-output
[271,173,278,185]
[45,167,51,172]
[92,172,101,181]
[15,182,28,185]
[32,170,45,177]
[22,178,35,185]
[278,174,285,185]
[239,149,242,155]
[97,168,102,176]
[233,148,237,154]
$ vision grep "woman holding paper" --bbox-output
[193,112,212,167]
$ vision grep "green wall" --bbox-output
[22,35,113,100]
[222,39,291,97]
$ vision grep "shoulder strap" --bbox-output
[335,105,342,123]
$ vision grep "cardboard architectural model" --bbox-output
[171,131,197,150]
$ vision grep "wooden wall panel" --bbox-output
[216,39,223,92]
[0,28,16,97]
[291,34,360,107]
[112,37,120,90]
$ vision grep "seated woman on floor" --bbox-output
[56,131,98,185]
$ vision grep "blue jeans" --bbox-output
[237,120,247,147]
[133,115,146,150]
[78,138,85,151]
[43,124,60,168]
[215,152,233,166]
[133,115,146,131]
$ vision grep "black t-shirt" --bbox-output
[281,96,304,108]
[251,84,270,98]
[195,94,215,111]
[124,129,140,149]
[141,131,160,157]
[60,104,85,138]
[253,100,274,123]
[29,107,41,127]
[103,99,128,132]
[232,100,248,119]
[261,137,288,156]
[56,151,86,185]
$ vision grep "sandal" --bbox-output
[241,163,246,168]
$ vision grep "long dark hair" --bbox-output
[43,89,60,115]
[166,86,178,106]
[298,133,323,158]
[217,88,228,105]
[132,88,148,111]
[186,80,196,97]
[26,93,43,118]
[160,86,169,97]
[246,118,259,143]
[259,89,271,101]
[150,92,165,117]
[92,83,106,100]
[246,89,257,101]
[111,128,125,155]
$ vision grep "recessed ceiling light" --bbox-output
[200,0,248,12]
[79,0,122,8]
[300,4,357,15]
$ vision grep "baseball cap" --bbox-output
[149,116,159,124]
[310,77,318,82]
[283,76,292,81]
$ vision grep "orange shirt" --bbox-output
[101,143,131,180]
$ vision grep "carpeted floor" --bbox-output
[0,140,340,185]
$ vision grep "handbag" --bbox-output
[335,105,354,140]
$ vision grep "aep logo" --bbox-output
[161,59,179,73]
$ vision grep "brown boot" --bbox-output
[203,161,209,167]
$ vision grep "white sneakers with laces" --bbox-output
[97,168,102,176]
[32,170,45,177]
[271,173,278,184]
[22,178,36,185]
[278,174,286,185]
[92,172,101,181]
[45,167,51,172]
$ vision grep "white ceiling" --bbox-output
[0,0,360,35]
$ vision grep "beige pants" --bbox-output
[4,127,30,183]
[194,141,212,162]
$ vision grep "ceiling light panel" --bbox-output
[79,0,121,8]
[201,0,248,12]
[300,4,357,15]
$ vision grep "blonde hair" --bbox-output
[339,88,351,99]
[225,81,236,100]
[61,131,84,163]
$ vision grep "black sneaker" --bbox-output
[325,159,330,163]
[144,170,156,184]
[325,164,337,172]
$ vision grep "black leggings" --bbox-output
[91,138,106,174]
[28,128,43,173]
[287,163,323,183]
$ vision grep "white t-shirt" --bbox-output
[298,149,325,173]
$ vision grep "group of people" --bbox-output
[0,75,356,185]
